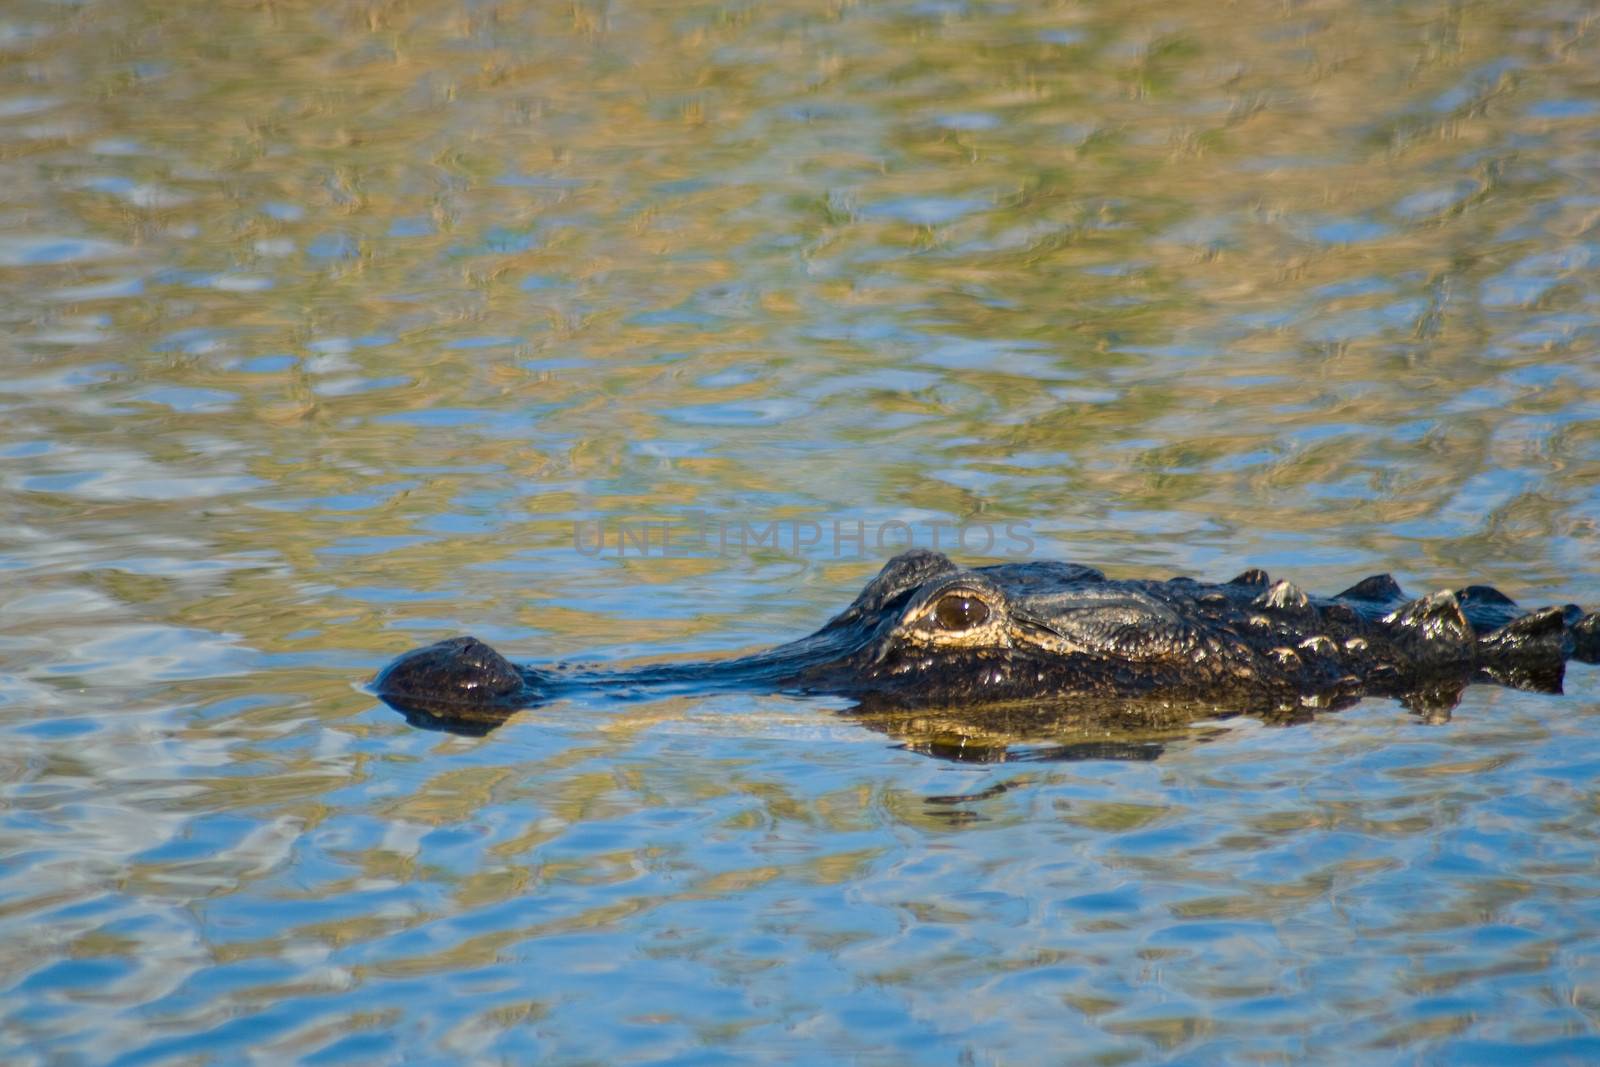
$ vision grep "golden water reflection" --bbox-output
[3,0,1600,1061]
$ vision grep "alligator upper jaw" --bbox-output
[368,610,892,720]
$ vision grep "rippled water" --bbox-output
[4,0,1600,1062]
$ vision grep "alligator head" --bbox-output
[766,549,1281,705]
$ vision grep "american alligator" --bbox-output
[374,549,1600,731]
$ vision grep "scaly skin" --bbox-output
[373,549,1600,722]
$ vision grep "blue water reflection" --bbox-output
[4,0,1600,1062]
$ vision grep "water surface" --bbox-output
[4,0,1600,1062]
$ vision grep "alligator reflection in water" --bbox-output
[394,690,1196,764]
[373,549,1600,761]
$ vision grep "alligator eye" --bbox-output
[933,593,990,631]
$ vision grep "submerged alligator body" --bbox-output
[374,549,1600,727]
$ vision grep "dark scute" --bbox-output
[1228,568,1270,588]
[1383,591,1474,665]
[1572,612,1600,664]
[1252,581,1310,612]
[1486,606,1564,640]
[1457,584,1517,606]
[1479,607,1568,668]
[1337,574,1405,602]
[1455,585,1524,632]
[372,636,525,709]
